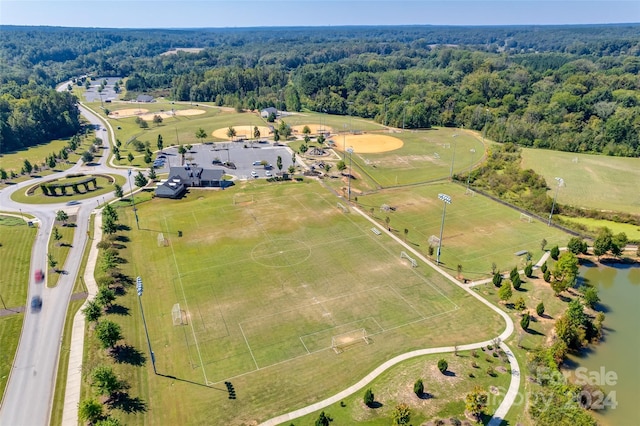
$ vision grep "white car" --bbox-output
[251,171,258,178]
[265,171,272,177]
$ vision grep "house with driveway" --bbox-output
[155,165,230,198]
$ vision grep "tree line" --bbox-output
[1,24,639,156]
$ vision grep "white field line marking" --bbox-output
[164,216,209,385]
[238,322,260,370]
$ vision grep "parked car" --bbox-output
[252,161,262,166]
[31,296,42,312]
[251,171,259,178]
[265,171,272,177]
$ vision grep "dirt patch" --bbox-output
[109,108,149,118]
[336,134,404,154]
[212,125,272,140]
[291,124,334,135]
[109,108,205,120]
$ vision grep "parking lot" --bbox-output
[154,142,297,180]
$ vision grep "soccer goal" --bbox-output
[233,193,254,205]
[465,188,476,196]
[172,303,186,326]
[519,212,533,223]
[331,328,369,354]
[157,232,168,247]
[400,251,418,268]
[428,235,440,247]
[337,202,349,213]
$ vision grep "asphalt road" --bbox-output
[0,91,130,425]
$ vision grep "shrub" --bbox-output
[413,379,424,396]
[363,388,374,407]
[437,359,448,374]
[492,272,503,287]
[550,245,560,260]
[512,275,522,290]
[471,349,478,358]
[536,302,545,317]
[487,344,493,350]
[524,262,533,278]
[487,366,496,377]
[543,269,552,282]
[471,361,479,368]
[541,262,548,273]
[521,313,531,330]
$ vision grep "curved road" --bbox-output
[0,96,130,425]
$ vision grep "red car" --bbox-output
[34,269,44,283]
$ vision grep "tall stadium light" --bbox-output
[466,148,476,191]
[347,147,354,202]
[450,134,458,180]
[482,108,490,143]
[136,276,157,374]
[548,177,564,226]
[436,193,452,265]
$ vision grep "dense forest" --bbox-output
[1,24,639,155]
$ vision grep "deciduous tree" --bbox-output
[95,319,122,350]
[498,281,512,302]
[465,386,488,421]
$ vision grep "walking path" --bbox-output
[61,211,102,425]
[260,204,521,426]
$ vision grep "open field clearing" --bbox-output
[558,215,640,241]
[520,148,640,214]
[104,180,504,425]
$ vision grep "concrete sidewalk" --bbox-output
[61,211,102,426]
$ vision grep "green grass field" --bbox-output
[94,180,506,425]
[357,182,568,280]
[520,148,640,214]
[47,223,75,288]
[10,174,125,205]
[0,215,36,402]
[294,349,512,425]
[557,215,640,241]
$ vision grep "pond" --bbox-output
[567,262,640,425]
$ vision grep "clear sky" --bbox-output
[1,0,638,28]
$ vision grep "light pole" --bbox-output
[436,193,452,265]
[136,276,157,374]
[466,148,476,191]
[449,134,458,180]
[127,169,140,229]
[0,292,7,310]
[347,147,354,202]
[548,177,564,226]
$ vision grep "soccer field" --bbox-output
[141,185,459,383]
[113,181,508,424]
